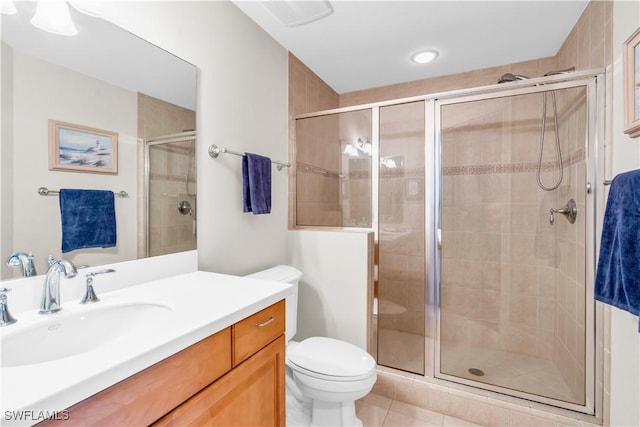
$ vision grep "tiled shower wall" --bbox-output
[295,114,342,226]
[288,54,340,228]
[137,93,196,257]
[439,94,560,360]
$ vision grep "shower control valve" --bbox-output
[549,198,577,225]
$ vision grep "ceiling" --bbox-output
[232,0,589,94]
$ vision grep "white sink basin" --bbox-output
[1,302,173,367]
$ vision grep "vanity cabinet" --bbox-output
[37,299,285,427]
[154,336,285,426]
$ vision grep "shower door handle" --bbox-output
[549,198,577,225]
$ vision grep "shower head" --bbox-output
[543,67,575,77]
[497,73,530,84]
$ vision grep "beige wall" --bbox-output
[1,43,14,280]
[287,229,372,350]
[95,1,290,276]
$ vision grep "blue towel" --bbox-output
[595,170,640,331]
[242,152,272,215]
[59,189,117,253]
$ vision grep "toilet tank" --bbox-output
[245,265,302,341]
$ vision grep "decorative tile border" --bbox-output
[443,147,584,177]
[296,147,584,180]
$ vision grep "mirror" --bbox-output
[1,2,197,279]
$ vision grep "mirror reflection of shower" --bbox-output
[144,131,197,257]
[497,67,575,191]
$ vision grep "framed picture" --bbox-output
[49,120,118,174]
[623,27,640,138]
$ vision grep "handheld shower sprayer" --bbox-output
[496,67,576,191]
[497,73,529,84]
[543,67,575,77]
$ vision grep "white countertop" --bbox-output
[0,271,293,425]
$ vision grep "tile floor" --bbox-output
[356,393,482,427]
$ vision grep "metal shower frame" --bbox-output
[293,69,605,418]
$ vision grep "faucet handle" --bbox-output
[0,287,17,326]
[80,269,115,304]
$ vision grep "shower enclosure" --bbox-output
[144,131,197,257]
[294,70,603,414]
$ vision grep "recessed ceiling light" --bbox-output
[411,50,439,64]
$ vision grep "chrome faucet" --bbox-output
[0,288,17,326]
[6,252,37,277]
[40,259,78,314]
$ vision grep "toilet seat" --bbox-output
[287,337,376,382]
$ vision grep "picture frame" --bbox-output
[623,27,640,138]
[49,119,118,174]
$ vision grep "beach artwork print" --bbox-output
[635,42,639,120]
[624,27,640,137]
[49,120,118,174]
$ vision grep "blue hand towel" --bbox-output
[59,189,117,253]
[595,170,640,331]
[242,152,272,215]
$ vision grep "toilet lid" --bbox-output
[287,337,376,378]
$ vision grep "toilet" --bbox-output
[246,265,376,427]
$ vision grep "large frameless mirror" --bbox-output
[1,2,197,279]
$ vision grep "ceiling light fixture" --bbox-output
[30,1,78,36]
[1,1,17,15]
[411,49,439,64]
[263,0,333,27]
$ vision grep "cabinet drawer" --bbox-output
[233,299,285,365]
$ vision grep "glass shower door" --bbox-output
[437,83,593,408]
[377,101,426,374]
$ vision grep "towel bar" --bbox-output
[38,187,128,198]
[208,144,290,171]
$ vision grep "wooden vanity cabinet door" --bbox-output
[154,335,286,427]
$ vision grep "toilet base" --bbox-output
[310,400,362,427]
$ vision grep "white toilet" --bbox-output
[246,265,376,427]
